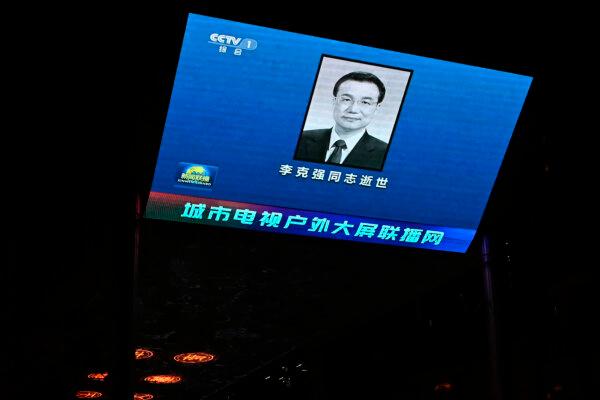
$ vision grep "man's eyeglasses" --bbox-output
[335,96,377,110]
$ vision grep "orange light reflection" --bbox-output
[75,390,103,398]
[434,383,453,392]
[144,374,182,384]
[135,348,154,360]
[87,372,109,381]
[134,393,154,400]
[173,352,216,364]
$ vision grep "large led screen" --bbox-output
[145,13,532,253]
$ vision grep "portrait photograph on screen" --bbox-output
[294,55,412,171]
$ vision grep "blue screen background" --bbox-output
[149,14,532,230]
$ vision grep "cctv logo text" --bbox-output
[210,33,242,46]
[209,33,258,50]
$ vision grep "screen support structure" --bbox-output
[112,193,141,399]
[482,235,502,400]
[134,193,142,311]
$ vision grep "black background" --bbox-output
[8,2,593,399]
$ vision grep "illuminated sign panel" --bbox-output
[145,13,532,253]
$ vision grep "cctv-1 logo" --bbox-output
[209,33,258,50]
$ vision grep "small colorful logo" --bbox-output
[176,163,218,188]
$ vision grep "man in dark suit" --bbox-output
[295,71,388,170]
